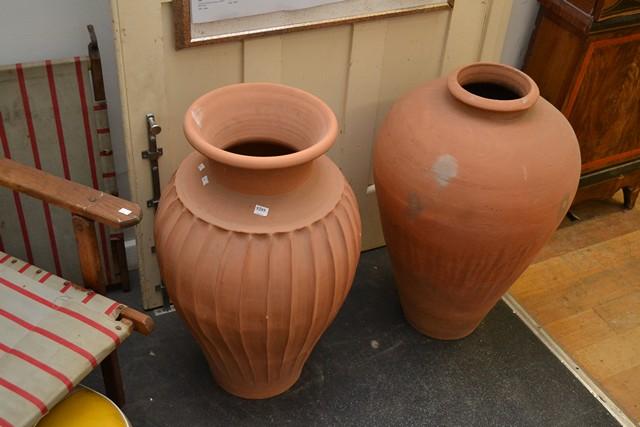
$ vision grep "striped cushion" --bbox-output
[0,251,131,427]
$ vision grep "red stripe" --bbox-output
[41,202,62,276]
[11,193,33,263]
[0,113,33,263]
[96,127,110,134]
[0,277,121,345]
[75,57,112,283]
[42,63,67,274]
[0,377,47,415]
[0,416,12,427]
[16,64,41,169]
[60,283,72,293]
[104,302,120,316]
[93,103,107,111]
[45,60,71,180]
[98,224,112,284]
[82,291,96,304]
[16,64,62,275]
[0,342,73,391]
[0,308,97,367]
[18,263,31,273]
[0,254,10,264]
[38,272,53,283]
[74,57,99,189]
[99,149,113,156]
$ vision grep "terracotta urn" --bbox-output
[154,83,361,398]
[373,62,581,340]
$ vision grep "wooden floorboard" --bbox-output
[511,193,640,424]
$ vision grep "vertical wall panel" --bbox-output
[244,36,283,83]
[279,25,353,131]
[342,20,389,249]
[375,10,451,131]
[112,0,168,308]
[161,3,244,183]
[113,0,513,309]
[480,0,514,62]
[441,0,491,75]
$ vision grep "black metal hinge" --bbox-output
[142,113,163,209]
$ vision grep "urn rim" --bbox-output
[447,62,540,113]
[184,82,338,170]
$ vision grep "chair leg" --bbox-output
[72,215,107,294]
[101,351,126,406]
[73,214,127,405]
[111,236,131,292]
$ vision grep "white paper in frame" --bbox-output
[174,0,451,48]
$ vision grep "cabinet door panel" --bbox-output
[596,0,640,21]
[564,33,640,172]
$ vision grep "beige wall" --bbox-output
[502,0,539,67]
[112,0,513,309]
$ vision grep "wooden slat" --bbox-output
[0,159,141,229]
[544,309,614,352]
[280,24,352,130]
[71,214,106,294]
[111,0,167,309]
[440,0,492,75]
[511,198,640,423]
[479,0,514,61]
[243,35,283,83]
[573,327,640,380]
[342,19,388,250]
[594,291,640,333]
[602,365,640,421]
[120,307,155,336]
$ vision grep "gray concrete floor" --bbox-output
[84,248,616,426]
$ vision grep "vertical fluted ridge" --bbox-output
[154,178,361,398]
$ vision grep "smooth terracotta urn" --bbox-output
[373,62,581,340]
[154,83,361,398]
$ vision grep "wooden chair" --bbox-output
[0,158,153,407]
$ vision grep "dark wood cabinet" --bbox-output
[524,0,640,209]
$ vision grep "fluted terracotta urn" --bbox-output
[154,83,361,398]
[373,62,581,340]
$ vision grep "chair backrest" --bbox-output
[0,57,119,285]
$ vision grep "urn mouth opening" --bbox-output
[184,83,338,170]
[448,62,539,113]
[224,140,298,157]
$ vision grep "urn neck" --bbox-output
[183,83,338,195]
[447,62,539,113]
[208,158,314,195]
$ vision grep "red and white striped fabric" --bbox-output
[0,57,119,287]
[0,251,131,427]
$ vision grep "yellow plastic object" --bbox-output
[36,386,129,427]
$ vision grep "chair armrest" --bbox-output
[0,158,141,228]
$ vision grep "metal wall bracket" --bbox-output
[142,113,163,209]
[142,113,171,309]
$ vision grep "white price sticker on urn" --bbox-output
[253,204,269,217]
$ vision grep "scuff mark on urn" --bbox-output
[406,192,425,219]
[431,154,458,187]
